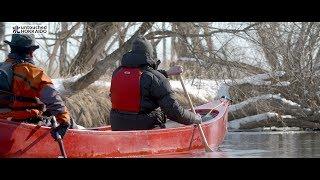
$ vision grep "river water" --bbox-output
[156,131,320,158]
[218,131,320,158]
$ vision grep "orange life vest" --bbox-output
[0,59,52,121]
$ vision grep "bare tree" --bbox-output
[46,22,81,76]
[68,22,117,75]
[59,22,69,76]
[162,22,167,62]
[67,22,154,94]
[0,22,4,40]
[227,22,320,130]
[0,22,5,52]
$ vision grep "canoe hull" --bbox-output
[0,99,229,158]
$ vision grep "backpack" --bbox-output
[0,62,15,108]
[0,61,40,110]
[0,62,14,92]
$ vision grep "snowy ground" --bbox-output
[169,79,225,101]
[52,76,226,101]
[52,75,111,94]
[52,71,287,102]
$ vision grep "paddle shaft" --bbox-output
[51,117,67,158]
[56,134,67,158]
[178,75,213,152]
[178,75,196,113]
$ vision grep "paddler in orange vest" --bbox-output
[109,35,202,131]
[0,34,70,140]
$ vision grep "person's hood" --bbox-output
[121,51,159,69]
[132,35,154,57]
[120,35,160,69]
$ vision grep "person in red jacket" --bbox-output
[0,34,70,140]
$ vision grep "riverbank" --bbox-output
[52,75,320,131]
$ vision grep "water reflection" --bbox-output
[219,131,320,158]
[158,131,320,158]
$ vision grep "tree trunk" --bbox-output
[68,22,117,75]
[174,22,191,58]
[170,23,177,61]
[256,24,280,71]
[0,22,4,43]
[46,37,61,76]
[47,22,80,76]
[59,22,68,77]
[162,22,167,62]
[202,22,214,58]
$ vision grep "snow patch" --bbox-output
[216,83,230,99]
[275,95,300,107]
[214,71,287,99]
[52,79,66,92]
[274,81,290,87]
[170,79,223,101]
[52,76,225,101]
[52,74,111,93]
[229,71,285,86]
[281,115,294,119]
[92,81,110,88]
[178,57,197,62]
[229,94,301,112]
[52,75,82,93]
[51,71,287,103]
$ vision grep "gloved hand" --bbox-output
[193,113,202,124]
[51,123,70,141]
[166,65,183,76]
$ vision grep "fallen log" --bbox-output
[229,94,313,120]
[228,113,320,130]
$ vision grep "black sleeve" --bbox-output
[157,69,168,78]
[149,72,197,125]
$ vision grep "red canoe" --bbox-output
[0,99,229,158]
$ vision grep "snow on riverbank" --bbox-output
[169,79,224,101]
[229,94,301,112]
[51,71,287,102]
[52,75,110,93]
[52,76,225,101]
[229,71,285,86]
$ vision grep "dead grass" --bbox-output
[65,86,206,127]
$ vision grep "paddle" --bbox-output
[178,74,214,152]
[50,117,67,158]
[202,100,226,121]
